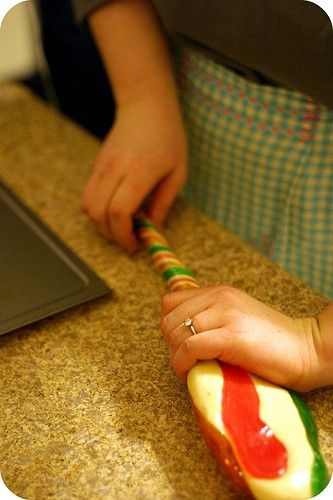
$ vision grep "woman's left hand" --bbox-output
[160,285,326,391]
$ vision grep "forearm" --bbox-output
[89,0,178,106]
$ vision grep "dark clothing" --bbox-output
[37,0,115,137]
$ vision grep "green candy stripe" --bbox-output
[148,244,173,255]
[289,391,330,496]
[162,266,195,282]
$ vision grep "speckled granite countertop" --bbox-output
[0,84,331,500]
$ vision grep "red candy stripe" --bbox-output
[220,361,288,478]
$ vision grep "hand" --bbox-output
[160,285,332,392]
[81,96,187,252]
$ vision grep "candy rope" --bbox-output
[134,216,330,499]
[135,217,200,291]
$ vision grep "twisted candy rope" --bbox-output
[135,217,199,291]
[134,216,330,499]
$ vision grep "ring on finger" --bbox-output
[184,317,197,335]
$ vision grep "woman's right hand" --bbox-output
[81,95,188,252]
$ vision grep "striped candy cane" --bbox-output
[134,216,330,500]
[135,216,199,291]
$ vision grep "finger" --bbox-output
[81,164,122,240]
[161,286,213,316]
[161,288,217,335]
[81,163,105,207]
[81,154,115,212]
[189,308,225,334]
[166,320,193,354]
[107,165,174,252]
[104,213,141,254]
[83,161,147,251]
[172,328,231,381]
[162,306,223,350]
[146,168,186,225]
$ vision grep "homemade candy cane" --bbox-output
[135,216,330,500]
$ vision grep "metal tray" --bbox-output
[0,180,111,335]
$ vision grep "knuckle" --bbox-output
[96,152,120,172]
[107,202,124,219]
[125,178,142,198]
[213,284,238,302]
[160,315,170,335]
[182,337,194,356]
[161,293,174,314]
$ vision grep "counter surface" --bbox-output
[0,84,332,499]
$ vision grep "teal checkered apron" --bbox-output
[176,45,333,299]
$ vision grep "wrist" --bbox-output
[115,92,185,129]
[315,303,333,388]
[290,316,331,392]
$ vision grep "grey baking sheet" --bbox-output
[0,180,111,335]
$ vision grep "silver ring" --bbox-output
[184,317,197,335]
